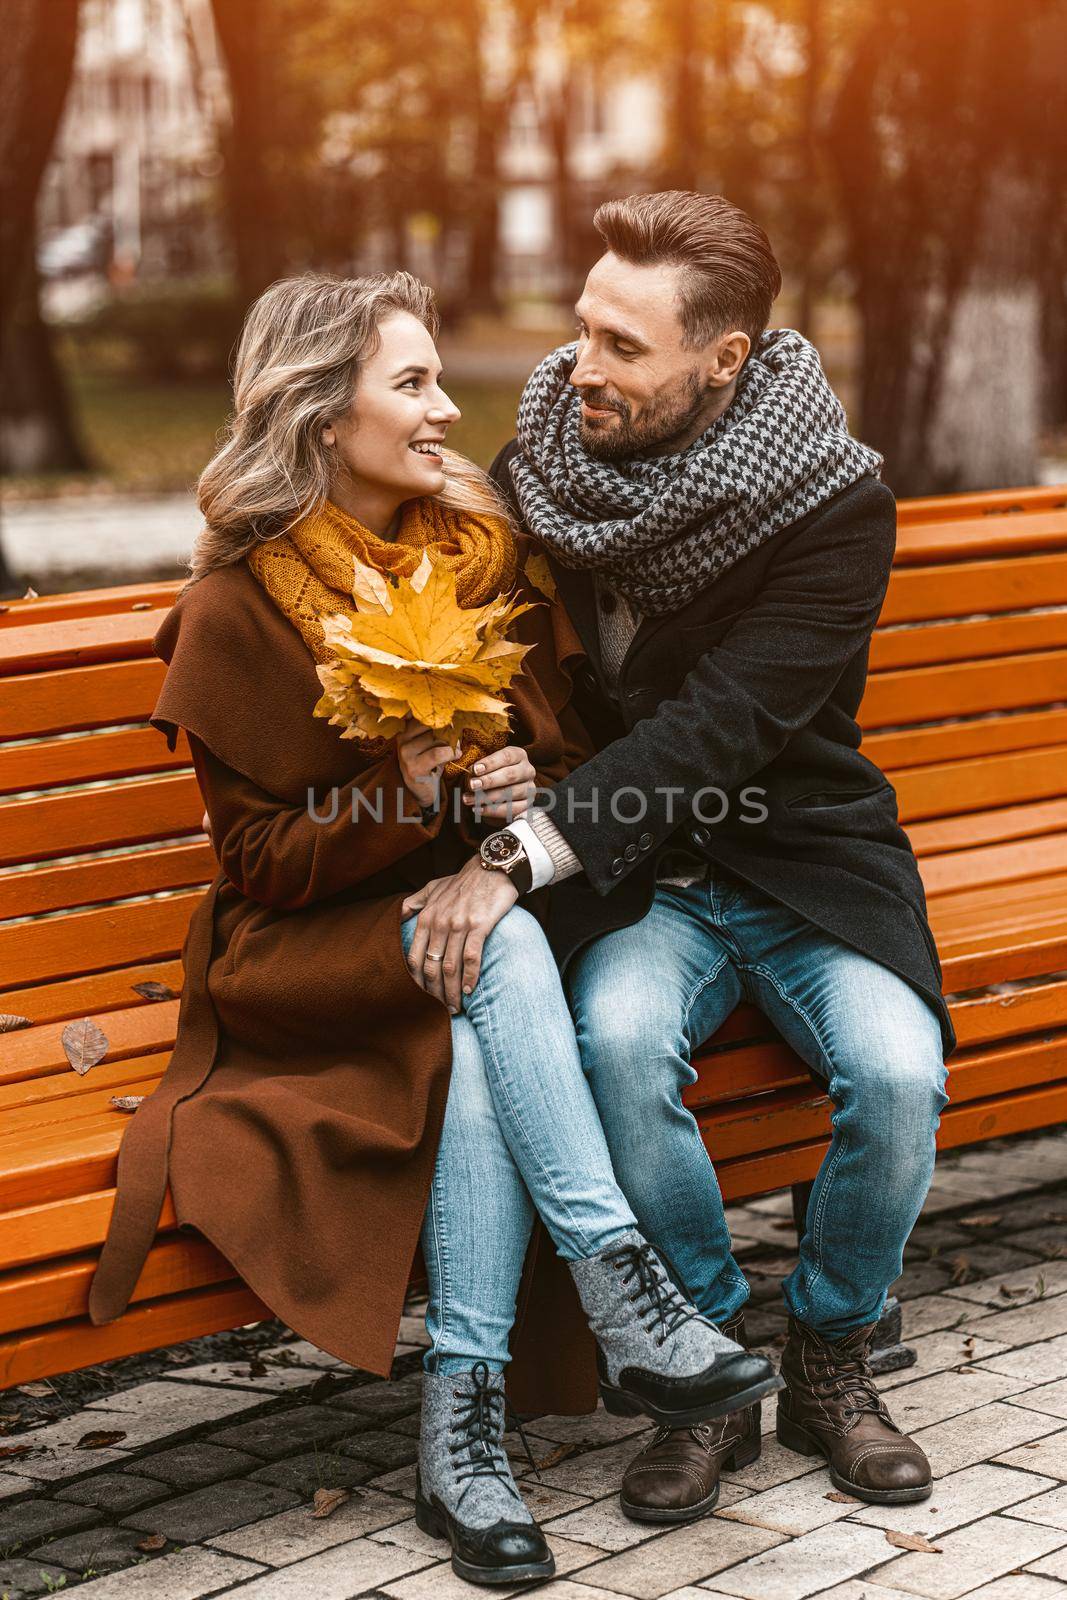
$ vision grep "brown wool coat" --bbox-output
[89,539,600,1415]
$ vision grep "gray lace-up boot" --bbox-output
[415,1362,555,1586]
[569,1230,783,1427]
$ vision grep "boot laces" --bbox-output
[450,1361,536,1502]
[605,1241,703,1349]
[809,1333,896,1429]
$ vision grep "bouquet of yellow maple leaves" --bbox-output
[313,550,535,751]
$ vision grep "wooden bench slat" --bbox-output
[0,611,169,678]
[907,798,1067,857]
[0,1282,270,1391]
[0,840,214,921]
[860,649,1067,727]
[0,773,202,868]
[0,725,192,797]
[0,658,165,739]
[895,486,1067,525]
[865,708,1067,771]
[0,892,199,990]
[0,581,181,629]
[0,1235,234,1337]
[949,976,1067,1049]
[896,746,1067,824]
[1,1070,166,1132]
[0,1012,177,1087]
[892,510,1067,565]
[921,834,1067,897]
[0,959,184,1025]
[879,551,1067,625]
[0,1189,177,1275]
[870,610,1067,671]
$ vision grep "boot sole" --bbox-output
[414,1490,557,1585]
[776,1409,933,1505]
[601,1370,783,1429]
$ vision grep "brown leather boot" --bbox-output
[776,1314,932,1504]
[619,1312,762,1525]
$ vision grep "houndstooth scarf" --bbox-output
[510,327,883,616]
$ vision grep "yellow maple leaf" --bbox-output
[313,551,533,747]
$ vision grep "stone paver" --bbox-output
[339,1428,419,1470]
[247,1449,379,1495]
[121,1479,301,1542]
[118,1441,258,1491]
[0,1494,100,1551]
[0,1558,74,1598]
[850,1462,1059,1534]
[868,1512,1067,1598]
[55,1473,170,1515]
[207,1486,412,1564]
[216,1535,432,1598]
[995,1429,1067,1478]
[976,1336,1067,1386]
[911,1401,1065,1476]
[60,1546,264,1597]
[207,1403,360,1460]
[708,1522,909,1599]
[31,1523,164,1578]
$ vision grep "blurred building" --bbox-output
[37,0,227,314]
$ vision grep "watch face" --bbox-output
[482,830,521,867]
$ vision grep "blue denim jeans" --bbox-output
[401,908,637,1376]
[565,870,950,1339]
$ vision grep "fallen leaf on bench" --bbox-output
[76,1429,127,1450]
[110,1095,145,1113]
[62,1018,109,1074]
[131,602,153,611]
[311,1487,350,1518]
[883,1523,940,1548]
[131,981,178,1002]
[23,586,39,600]
[886,1530,942,1553]
[0,1014,31,1032]
[136,1534,166,1551]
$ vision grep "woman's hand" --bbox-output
[397,718,459,811]
[401,856,517,1012]
[463,745,537,824]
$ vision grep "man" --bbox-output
[406,190,955,1521]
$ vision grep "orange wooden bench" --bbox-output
[2,483,1067,1391]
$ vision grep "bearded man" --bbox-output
[407,190,955,1522]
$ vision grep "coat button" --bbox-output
[638,832,653,850]
[690,825,710,848]
[623,843,638,862]
[610,857,625,875]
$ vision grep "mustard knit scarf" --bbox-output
[247,497,518,770]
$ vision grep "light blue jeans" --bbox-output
[401,907,637,1376]
[566,871,950,1339]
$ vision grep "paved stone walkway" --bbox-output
[1,1129,1065,1600]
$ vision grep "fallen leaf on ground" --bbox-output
[532,1443,579,1471]
[311,1487,350,1518]
[18,1382,55,1398]
[309,1373,341,1403]
[246,1359,269,1378]
[0,1444,37,1459]
[110,1096,145,1113]
[136,1534,167,1551]
[825,1490,861,1502]
[959,1213,1002,1228]
[76,1429,127,1449]
[886,1529,942,1553]
[131,981,178,1002]
[0,1014,31,1032]
[61,1018,109,1074]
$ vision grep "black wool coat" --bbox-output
[490,440,957,1061]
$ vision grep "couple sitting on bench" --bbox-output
[88,189,956,1587]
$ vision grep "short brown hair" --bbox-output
[593,191,782,352]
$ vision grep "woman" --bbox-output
[89,271,777,1586]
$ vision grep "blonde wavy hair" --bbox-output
[189,271,512,582]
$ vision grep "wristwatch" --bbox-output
[479,829,534,896]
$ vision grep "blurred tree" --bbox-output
[0,0,86,510]
[826,0,1067,494]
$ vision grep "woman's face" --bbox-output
[323,311,461,504]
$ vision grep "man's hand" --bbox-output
[397,718,460,810]
[401,855,518,1012]
[463,744,536,824]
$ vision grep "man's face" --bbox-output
[570,253,749,460]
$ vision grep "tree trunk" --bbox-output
[660,0,700,191]
[209,0,291,304]
[0,0,87,478]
